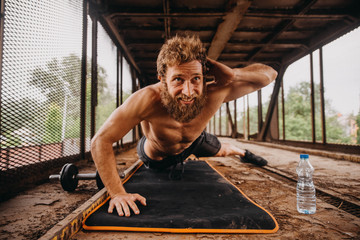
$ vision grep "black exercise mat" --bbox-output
[83,160,278,233]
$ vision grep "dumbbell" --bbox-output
[49,163,104,192]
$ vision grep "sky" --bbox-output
[92,17,133,98]
[283,26,360,116]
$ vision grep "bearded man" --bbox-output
[91,34,278,217]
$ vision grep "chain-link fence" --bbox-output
[0,0,84,198]
[0,0,140,199]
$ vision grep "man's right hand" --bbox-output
[108,193,147,217]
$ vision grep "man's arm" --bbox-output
[207,58,278,102]
[91,88,154,216]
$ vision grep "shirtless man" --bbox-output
[91,34,277,218]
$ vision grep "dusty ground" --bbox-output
[0,138,359,240]
[0,149,138,240]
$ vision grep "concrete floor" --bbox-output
[0,138,359,240]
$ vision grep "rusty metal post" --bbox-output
[243,97,246,139]
[281,79,285,140]
[247,95,250,139]
[258,89,263,134]
[80,0,88,158]
[310,52,316,143]
[319,47,326,144]
[258,66,286,141]
[116,50,120,149]
[0,0,5,150]
[213,115,216,135]
[90,14,98,139]
[219,106,222,136]
[120,54,123,147]
[234,100,237,137]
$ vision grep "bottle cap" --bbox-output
[300,154,309,159]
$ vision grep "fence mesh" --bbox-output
[0,0,83,196]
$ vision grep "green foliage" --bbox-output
[1,98,44,147]
[65,116,80,139]
[122,90,132,103]
[284,81,315,141]
[27,54,108,144]
[95,99,117,132]
[44,103,62,144]
[3,54,110,148]
[249,106,258,135]
[326,114,351,144]
[283,81,354,144]
[2,131,21,148]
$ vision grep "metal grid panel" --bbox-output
[85,15,93,152]
[122,57,134,144]
[0,0,83,190]
[96,22,117,133]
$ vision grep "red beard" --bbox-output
[160,83,207,123]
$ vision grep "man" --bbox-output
[91,34,277,218]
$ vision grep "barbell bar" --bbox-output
[49,160,142,192]
[49,163,104,192]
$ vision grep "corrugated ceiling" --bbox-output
[90,0,360,86]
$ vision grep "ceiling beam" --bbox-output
[109,12,225,18]
[226,40,307,49]
[114,25,320,33]
[163,0,171,39]
[247,0,317,62]
[127,41,306,49]
[245,13,350,20]
[102,15,141,74]
[207,0,252,60]
[109,10,351,20]
[219,59,282,66]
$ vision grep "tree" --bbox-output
[1,98,44,147]
[284,81,312,141]
[44,103,62,144]
[28,54,108,144]
[284,81,352,143]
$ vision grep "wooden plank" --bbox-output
[39,160,143,240]
[208,0,251,60]
[38,188,109,240]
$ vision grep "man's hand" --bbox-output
[108,193,147,217]
[206,57,235,86]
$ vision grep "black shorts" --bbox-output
[137,131,221,170]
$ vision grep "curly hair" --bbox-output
[157,33,207,78]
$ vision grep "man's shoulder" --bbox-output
[134,83,168,120]
[137,83,161,98]
[127,83,163,112]
[119,83,163,120]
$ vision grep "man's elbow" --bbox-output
[91,133,114,153]
[90,134,110,166]
[269,67,278,83]
[90,134,106,156]
[90,135,98,153]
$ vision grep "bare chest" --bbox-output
[141,90,224,156]
[147,116,206,144]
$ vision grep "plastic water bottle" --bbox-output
[296,154,316,214]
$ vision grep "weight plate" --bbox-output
[60,163,79,192]
[95,170,104,190]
